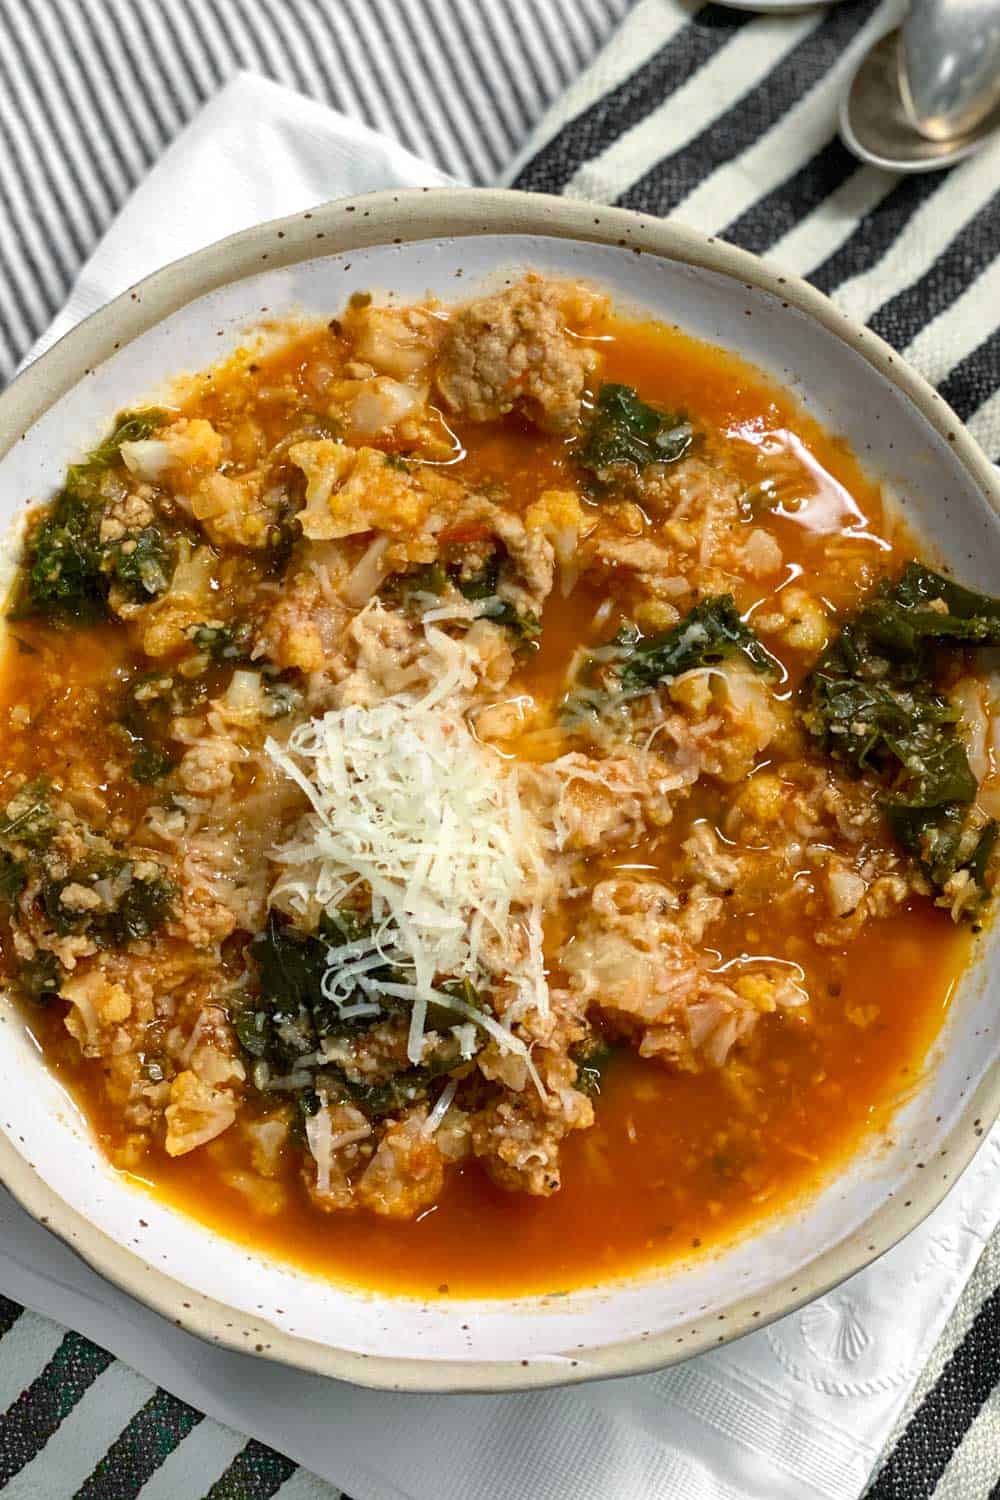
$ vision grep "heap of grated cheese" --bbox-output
[265,690,551,1070]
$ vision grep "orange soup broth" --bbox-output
[0,307,973,1298]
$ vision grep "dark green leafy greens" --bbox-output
[474,596,542,642]
[615,596,775,691]
[381,561,447,611]
[17,952,61,1005]
[453,553,500,601]
[563,596,774,726]
[188,620,256,664]
[805,562,1000,910]
[82,410,170,471]
[13,409,174,621]
[0,781,55,848]
[40,858,175,945]
[572,1040,614,1098]
[17,489,108,621]
[104,528,175,602]
[237,911,483,1122]
[327,1056,462,1120]
[130,743,176,785]
[117,671,197,787]
[119,640,291,785]
[384,545,541,643]
[0,853,26,902]
[262,504,303,578]
[575,384,694,488]
[0,781,174,1006]
[452,547,542,640]
[0,780,53,915]
[237,910,402,1074]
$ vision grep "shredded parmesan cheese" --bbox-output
[304,1099,333,1193]
[305,1093,373,1191]
[422,1077,458,1137]
[266,688,551,1069]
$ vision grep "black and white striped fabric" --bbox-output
[0,0,629,383]
[0,1,999,1496]
[510,0,1000,462]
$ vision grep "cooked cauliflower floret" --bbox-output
[289,440,463,541]
[120,417,223,483]
[164,1070,237,1156]
[524,488,593,593]
[777,586,830,653]
[61,967,132,1053]
[342,300,443,381]
[354,1110,444,1218]
[187,470,275,549]
[138,541,217,656]
[341,376,426,439]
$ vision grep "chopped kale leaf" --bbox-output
[188,620,256,664]
[425,975,491,1035]
[130,743,177,785]
[40,859,175,945]
[13,408,174,621]
[885,561,1000,638]
[328,1066,438,1120]
[241,911,398,1077]
[320,905,372,945]
[103,527,175,602]
[296,1087,322,1120]
[16,490,106,621]
[575,384,694,487]
[476,596,542,642]
[805,563,1000,909]
[118,669,207,785]
[0,780,173,959]
[232,1005,273,1061]
[383,546,540,643]
[0,852,25,903]
[452,546,542,642]
[382,561,448,611]
[616,596,775,691]
[560,623,642,727]
[59,408,169,511]
[84,409,170,471]
[262,504,303,578]
[0,781,54,848]
[96,865,175,945]
[454,553,501,601]
[561,600,774,733]
[17,952,61,1004]
[240,913,481,1118]
[572,1040,614,1097]
[250,913,344,1031]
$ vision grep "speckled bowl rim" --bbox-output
[0,187,998,1394]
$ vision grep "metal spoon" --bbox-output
[899,0,1000,139]
[840,23,1000,171]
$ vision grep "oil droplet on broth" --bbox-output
[731,423,891,546]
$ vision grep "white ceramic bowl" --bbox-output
[0,189,998,1393]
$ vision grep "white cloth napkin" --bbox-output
[8,69,1000,1500]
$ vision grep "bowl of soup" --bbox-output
[0,189,997,1391]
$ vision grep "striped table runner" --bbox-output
[0,1,998,1496]
[0,0,628,384]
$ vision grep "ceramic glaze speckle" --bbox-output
[0,190,996,1392]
